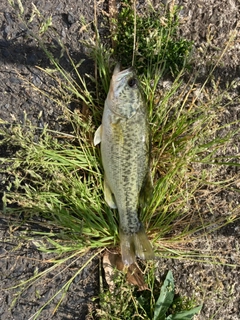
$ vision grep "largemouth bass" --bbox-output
[94,64,154,265]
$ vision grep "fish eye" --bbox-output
[127,77,137,88]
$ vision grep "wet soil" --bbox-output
[0,0,239,319]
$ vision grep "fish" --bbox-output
[94,64,154,265]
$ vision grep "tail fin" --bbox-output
[119,227,154,266]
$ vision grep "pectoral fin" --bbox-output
[104,176,117,209]
[94,125,102,146]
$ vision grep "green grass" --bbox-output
[111,0,193,74]
[1,0,240,319]
[97,264,201,320]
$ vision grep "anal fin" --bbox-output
[94,125,102,146]
[104,177,117,209]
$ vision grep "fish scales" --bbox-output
[94,64,154,265]
[105,114,147,235]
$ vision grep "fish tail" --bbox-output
[119,226,154,266]
[133,226,155,261]
[119,231,136,266]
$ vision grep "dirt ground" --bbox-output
[0,0,239,319]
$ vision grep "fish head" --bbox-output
[106,64,143,118]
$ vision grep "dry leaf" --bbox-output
[102,251,148,292]
[127,263,148,291]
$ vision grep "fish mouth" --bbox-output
[113,64,134,82]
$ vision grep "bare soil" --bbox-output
[0,0,239,319]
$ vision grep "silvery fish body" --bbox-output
[94,65,154,265]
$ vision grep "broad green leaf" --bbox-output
[153,270,175,320]
[167,305,202,320]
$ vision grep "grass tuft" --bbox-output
[111,0,193,74]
